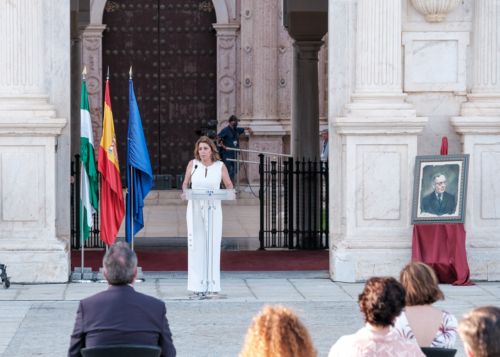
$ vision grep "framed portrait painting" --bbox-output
[411,154,469,224]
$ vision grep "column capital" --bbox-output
[451,116,500,135]
[333,116,427,135]
[293,40,324,55]
[81,24,107,37]
[212,23,240,35]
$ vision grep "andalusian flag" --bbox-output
[80,78,98,241]
[98,79,124,245]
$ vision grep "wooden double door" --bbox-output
[102,0,217,182]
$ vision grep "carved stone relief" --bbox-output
[240,0,254,118]
[81,25,105,142]
[214,24,239,123]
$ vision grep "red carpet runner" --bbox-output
[71,249,329,271]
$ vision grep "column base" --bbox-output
[467,246,500,281]
[0,244,69,283]
[330,114,426,282]
[330,244,411,282]
[451,115,500,282]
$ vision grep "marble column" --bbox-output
[213,23,239,124]
[0,0,69,282]
[81,24,106,143]
[347,0,415,115]
[330,0,427,282]
[0,0,44,96]
[252,0,279,124]
[451,0,500,281]
[292,41,323,160]
[240,0,285,183]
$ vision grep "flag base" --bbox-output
[71,267,94,282]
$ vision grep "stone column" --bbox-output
[240,0,285,183]
[318,36,328,131]
[81,24,106,143]
[252,0,279,124]
[213,23,239,124]
[330,0,427,282]
[292,41,323,159]
[0,0,44,96]
[451,0,500,281]
[0,0,68,282]
[347,0,414,115]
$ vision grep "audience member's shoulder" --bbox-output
[328,334,355,357]
[134,289,165,306]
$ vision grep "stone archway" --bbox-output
[80,0,239,139]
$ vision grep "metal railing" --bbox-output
[71,155,104,249]
[258,155,329,250]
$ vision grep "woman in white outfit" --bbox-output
[181,136,233,296]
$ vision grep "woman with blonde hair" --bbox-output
[240,305,317,357]
[394,262,458,348]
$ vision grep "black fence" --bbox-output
[71,155,104,249]
[259,154,328,250]
[71,153,329,250]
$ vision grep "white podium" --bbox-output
[185,188,235,297]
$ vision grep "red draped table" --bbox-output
[412,224,473,285]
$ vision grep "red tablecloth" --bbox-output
[412,224,473,285]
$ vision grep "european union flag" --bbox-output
[126,79,153,243]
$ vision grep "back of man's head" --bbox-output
[228,115,238,123]
[103,241,138,285]
[459,306,500,357]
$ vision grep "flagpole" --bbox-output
[80,66,87,280]
[130,166,135,251]
[129,66,135,251]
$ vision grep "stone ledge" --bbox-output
[334,116,428,135]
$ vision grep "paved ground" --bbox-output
[1,272,499,357]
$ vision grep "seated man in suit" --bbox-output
[68,242,176,357]
[421,173,456,216]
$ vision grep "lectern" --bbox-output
[185,188,235,296]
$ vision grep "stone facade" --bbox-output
[3,0,499,282]
[330,0,500,281]
[0,0,70,282]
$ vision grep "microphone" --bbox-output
[189,165,198,189]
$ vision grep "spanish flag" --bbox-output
[98,79,124,246]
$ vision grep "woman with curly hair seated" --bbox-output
[394,262,458,348]
[239,305,317,357]
[329,277,424,357]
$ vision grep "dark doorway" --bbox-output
[102,0,217,183]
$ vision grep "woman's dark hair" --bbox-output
[193,136,220,161]
[358,277,406,327]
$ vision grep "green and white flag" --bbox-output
[80,79,98,241]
